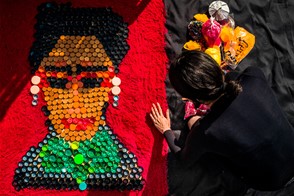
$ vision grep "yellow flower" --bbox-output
[205,47,221,65]
[194,14,209,23]
[183,40,202,51]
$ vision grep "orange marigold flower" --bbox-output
[194,14,209,23]
[183,40,202,51]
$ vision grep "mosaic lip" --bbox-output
[61,117,95,131]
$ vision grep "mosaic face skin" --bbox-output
[39,35,116,142]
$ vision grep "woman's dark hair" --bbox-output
[169,50,242,102]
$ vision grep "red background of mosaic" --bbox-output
[0,0,169,195]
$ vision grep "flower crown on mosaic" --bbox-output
[184,1,255,70]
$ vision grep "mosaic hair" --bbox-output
[29,2,129,73]
[169,50,242,102]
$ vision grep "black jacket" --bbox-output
[165,66,294,192]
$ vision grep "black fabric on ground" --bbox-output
[166,130,248,196]
[164,0,294,195]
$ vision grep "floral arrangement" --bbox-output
[183,1,255,69]
[182,1,256,120]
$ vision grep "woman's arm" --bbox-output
[150,103,201,157]
[188,115,201,130]
[150,103,183,154]
[163,129,182,154]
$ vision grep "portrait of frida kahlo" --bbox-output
[13,2,144,192]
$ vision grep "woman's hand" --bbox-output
[150,103,171,134]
